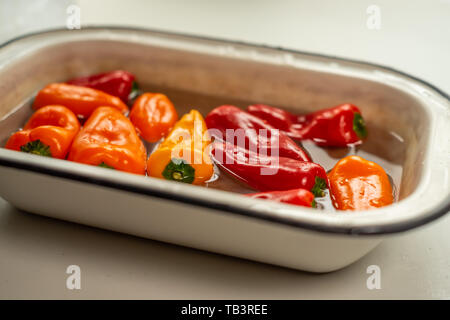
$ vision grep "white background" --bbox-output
[0,0,449,299]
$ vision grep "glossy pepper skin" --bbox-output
[247,103,367,147]
[148,110,214,185]
[68,106,146,174]
[5,105,80,159]
[328,155,393,210]
[211,142,328,196]
[205,105,311,162]
[67,70,138,103]
[129,93,178,142]
[33,83,129,119]
[246,188,316,208]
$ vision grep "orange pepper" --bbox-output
[5,105,80,159]
[129,93,178,142]
[68,106,147,174]
[33,83,128,119]
[328,155,393,210]
[147,109,214,184]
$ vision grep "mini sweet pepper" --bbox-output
[129,93,178,142]
[246,188,316,208]
[328,155,393,210]
[147,109,214,185]
[205,105,311,162]
[68,106,147,174]
[33,83,129,119]
[247,103,367,147]
[67,70,138,103]
[5,105,80,159]
[211,142,328,196]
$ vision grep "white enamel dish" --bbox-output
[0,27,448,272]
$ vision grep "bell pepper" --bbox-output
[68,106,147,174]
[205,105,311,162]
[33,83,129,119]
[147,109,214,185]
[211,142,328,196]
[5,105,80,159]
[247,103,367,147]
[246,188,316,208]
[328,155,393,210]
[129,93,178,142]
[67,70,138,103]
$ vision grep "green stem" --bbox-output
[162,158,195,184]
[353,112,368,139]
[128,81,140,100]
[20,140,52,157]
[311,176,327,197]
[98,162,115,169]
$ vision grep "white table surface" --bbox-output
[0,0,449,299]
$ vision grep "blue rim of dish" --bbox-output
[0,26,449,236]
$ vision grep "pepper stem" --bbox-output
[128,81,140,101]
[162,158,195,184]
[20,140,52,157]
[98,162,115,169]
[311,176,327,197]
[353,113,368,139]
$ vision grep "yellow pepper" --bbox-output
[147,109,214,185]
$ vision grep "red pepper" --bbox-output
[205,105,311,162]
[247,103,367,147]
[246,188,316,208]
[67,70,138,103]
[211,142,328,196]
